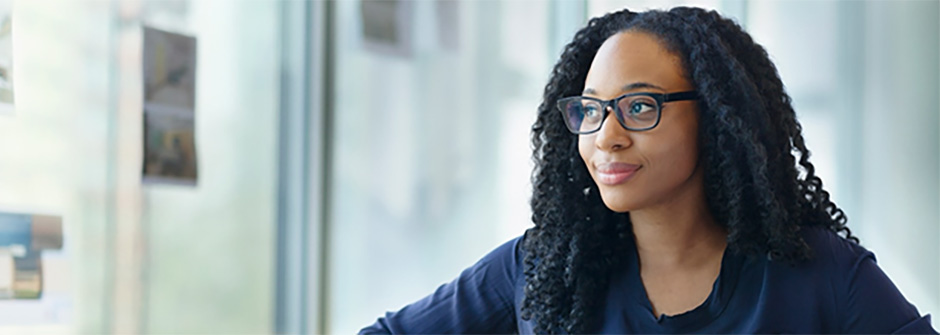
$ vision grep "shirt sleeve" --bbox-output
[838,245,938,334]
[358,236,524,335]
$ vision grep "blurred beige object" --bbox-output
[30,215,62,250]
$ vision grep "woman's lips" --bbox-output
[595,162,641,185]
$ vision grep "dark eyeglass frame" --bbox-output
[557,90,699,134]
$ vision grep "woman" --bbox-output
[360,7,937,334]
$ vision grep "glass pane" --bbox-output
[0,1,113,333]
[0,1,280,333]
[328,1,553,333]
[128,1,280,333]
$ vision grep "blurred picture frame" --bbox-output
[141,26,198,186]
[361,0,413,57]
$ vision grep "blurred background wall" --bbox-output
[0,0,935,334]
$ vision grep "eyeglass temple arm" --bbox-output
[663,90,699,102]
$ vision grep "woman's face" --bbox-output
[578,30,702,213]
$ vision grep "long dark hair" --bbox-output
[521,7,856,334]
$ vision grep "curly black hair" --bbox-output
[521,7,856,334]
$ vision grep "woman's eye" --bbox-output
[628,101,656,116]
[584,105,601,118]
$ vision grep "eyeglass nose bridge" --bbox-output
[605,103,623,128]
[586,99,638,134]
[604,104,616,114]
[602,98,648,132]
[590,102,619,134]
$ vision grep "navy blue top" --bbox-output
[360,227,937,334]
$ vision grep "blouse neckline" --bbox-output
[622,235,745,332]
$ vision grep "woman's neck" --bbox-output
[629,167,727,269]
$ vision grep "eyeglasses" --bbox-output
[556,91,698,134]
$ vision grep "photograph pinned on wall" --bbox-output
[0,0,14,115]
[360,0,413,57]
[141,26,198,186]
[0,211,70,329]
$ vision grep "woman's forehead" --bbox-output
[583,31,690,98]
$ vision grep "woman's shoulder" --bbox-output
[797,225,871,268]
[487,233,525,263]
[794,226,935,333]
[468,233,526,281]
[759,225,871,297]
[792,225,879,286]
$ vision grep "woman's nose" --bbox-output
[593,106,633,151]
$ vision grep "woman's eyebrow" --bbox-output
[582,82,666,95]
[621,82,666,91]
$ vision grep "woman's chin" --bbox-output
[599,193,639,213]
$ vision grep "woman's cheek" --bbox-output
[578,135,595,172]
